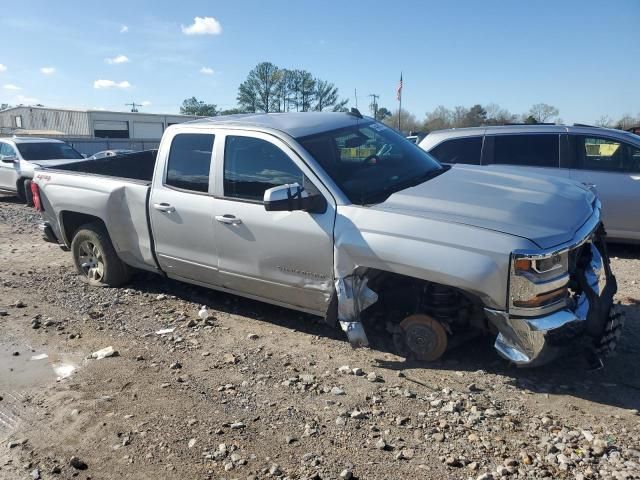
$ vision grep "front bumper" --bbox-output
[485,239,617,366]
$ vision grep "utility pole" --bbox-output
[125,102,142,113]
[368,93,379,120]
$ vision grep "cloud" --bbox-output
[93,79,131,89]
[0,64,6,72]
[181,16,222,35]
[16,94,39,104]
[3,84,21,90]
[200,67,214,75]
[40,67,56,75]
[120,25,129,33]
[141,100,152,106]
[106,54,130,65]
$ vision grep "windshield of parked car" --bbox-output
[298,121,444,205]
[16,142,84,161]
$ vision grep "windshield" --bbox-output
[298,121,444,204]
[17,142,83,161]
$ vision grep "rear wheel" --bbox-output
[71,223,130,287]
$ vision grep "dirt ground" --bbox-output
[0,195,639,480]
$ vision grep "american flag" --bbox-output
[396,73,403,101]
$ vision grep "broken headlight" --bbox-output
[509,250,570,316]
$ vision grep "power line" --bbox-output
[125,102,143,113]
[368,93,379,119]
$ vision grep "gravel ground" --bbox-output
[0,195,639,480]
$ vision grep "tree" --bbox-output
[382,109,421,134]
[464,104,487,127]
[528,103,559,123]
[219,108,246,116]
[614,114,637,130]
[180,97,218,116]
[237,62,281,113]
[594,115,612,128]
[523,115,538,124]
[375,107,392,121]
[484,103,517,125]
[423,105,452,131]
[313,79,340,111]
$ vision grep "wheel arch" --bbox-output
[59,211,110,247]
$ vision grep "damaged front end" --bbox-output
[335,274,378,348]
[486,215,619,367]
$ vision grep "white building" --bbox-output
[0,106,199,139]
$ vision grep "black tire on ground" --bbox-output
[70,222,131,287]
[23,179,34,207]
[16,179,26,202]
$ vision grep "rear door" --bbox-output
[0,142,19,192]
[149,129,220,284]
[483,133,569,178]
[569,134,640,241]
[211,130,335,314]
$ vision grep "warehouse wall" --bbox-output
[0,107,91,136]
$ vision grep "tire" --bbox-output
[594,305,625,358]
[16,179,26,202]
[70,222,131,287]
[23,179,34,207]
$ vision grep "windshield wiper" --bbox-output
[359,165,450,205]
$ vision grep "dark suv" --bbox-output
[419,125,640,243]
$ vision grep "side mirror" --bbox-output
[0,155,18,163]
[263,183,327,214]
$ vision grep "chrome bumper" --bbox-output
[486,242,616,366]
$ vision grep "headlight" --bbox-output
[510,250,570,316]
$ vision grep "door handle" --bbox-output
[153,203,175,213]
[215,214,242,225]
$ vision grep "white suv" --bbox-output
[0,137,84,203]
[419,125,640,243]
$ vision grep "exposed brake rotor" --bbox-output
[394,314,448,362]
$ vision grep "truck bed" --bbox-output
[35,151,160,273]
[52,150,158,183]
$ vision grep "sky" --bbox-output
[0,0,638,124]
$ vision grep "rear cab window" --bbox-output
[429,136,482,165]
[574,135,640,173]
[165,133,214,192]
[488,134,559,168]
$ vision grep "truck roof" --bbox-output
[184,112,371,138]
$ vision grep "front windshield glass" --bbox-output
[298,121,443,205]
[17,142,83,161]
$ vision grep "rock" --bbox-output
[223,353,238,365]
[395,416,410,426]
[285,435,297,444]
[468,461,479,471]
[445,457,462,467]
[503,458,517,467]
[30,468,40,480]
[468,383,479,392]
[520,452,532,465]
[169,361,182,370]
[581,430,594,442]
[337,365,351,374]
[299,373,315,384]
[350,409,366,419]
[592,438,607,456]
[336,416,347,426]
[90,346,118,359]
[198,306,210,321]
[367,372,380,382]
[398,448,414,460]
[468,433,480,442]
[186,319,197,328]
[15,300,26,308]
[432,432,445,442]
[156,294,167,300]
[375,438,388,450]
[50,465,61,474]
[352,367,363,376]
[476,474,494,480]
[247,333,259,340]
[188,438,197,448]
[230,421,245,430]
[269,464,282,476]
[331,386,345,395]
[340,469,353,479]
[0,309,8,316]
[69,456,88,470]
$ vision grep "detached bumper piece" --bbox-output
[487,232,618,367]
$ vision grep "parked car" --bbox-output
[89,149,136,160]
[33,112,620,367]
[419,124,640,243]
[0,137,84,204]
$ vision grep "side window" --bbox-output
[491,134,559,168]
[224,136,305,201]
[165,133,214,193]
[576,135,640,173]
[429,137,482,165]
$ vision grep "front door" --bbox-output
[149,131,220,284]
[212,131,335,314]
[569,134,640,241]
[0,143,19,192]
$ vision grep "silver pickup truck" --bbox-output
[33,112,622,367]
